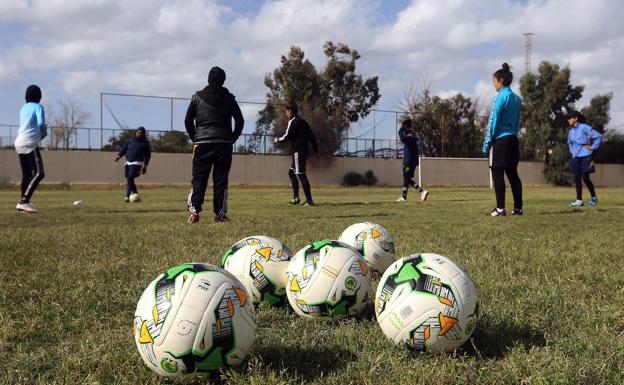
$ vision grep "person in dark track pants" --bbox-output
[274,102,318,206]
[115,126,151,202]
[482,63,523,217]
[396,118,428,202]
[185,66,244,224]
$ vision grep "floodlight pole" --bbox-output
[100,92,103,150]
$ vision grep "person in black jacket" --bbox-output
[274,102,318,206]
[115,126,151,202]
[397,119,428,202]
[184,66,244,223]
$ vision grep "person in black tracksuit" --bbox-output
[274,102,318,206]
[184,66,244,223]
[115,127,151,202]
[397,119,428,202]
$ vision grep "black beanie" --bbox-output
[208,66,226,86]
[25,85,42,103]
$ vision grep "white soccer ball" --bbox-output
[133,263,256,378]
[338,222,396,274]
[221,236,293,306]
[375,253,478,353]
[129,193,141,202]
[286,240,371,317]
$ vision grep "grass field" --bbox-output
[1,186,623,385]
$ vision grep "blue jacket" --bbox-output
[567,123,602,158]
[482,86,521,153]
[399,127,419,165]
[16,102,46,143]
[119,137,151,165]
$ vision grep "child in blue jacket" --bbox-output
[115,127,151,202]
[566,111,602,207]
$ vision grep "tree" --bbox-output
[48,98,91,149]
[250,42,380,157]
[403,84,483,158]
[102,129,134,151]
[519,61,611,185]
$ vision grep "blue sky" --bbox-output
[1,0,623,147]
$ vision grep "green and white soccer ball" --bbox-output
[133,263,256,378]
[221,236,292,306]
[129,193,141,202]
[286,240,371,317]
[375,253,478,353]
[338,222,396,274]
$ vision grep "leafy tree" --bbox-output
[250,42,380,157]
[151,131,192,153]
[519,61,611,185]
[594,130,624,164]
[404,85,483,157]
[102,129,134,151]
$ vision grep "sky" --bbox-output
[1,0,623,145]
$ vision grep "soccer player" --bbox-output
[397,118,428,202]
[14,85,47,213]
[114,126,151,202]
[566,110,602,207]
[273,102,318,206]
[185,66,244,223]
[482,63,523,216]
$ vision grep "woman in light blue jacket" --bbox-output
[566,110,602,207]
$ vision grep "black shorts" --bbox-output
[403,163,416,178]
[570,156,595,174]
[489,135,520,168]
[290,152,308,175]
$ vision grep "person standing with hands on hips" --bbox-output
[482,63,523,217]
[566,110,602,207]
[274,102,318,206]
[115,126,151,202]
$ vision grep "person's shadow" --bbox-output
[462,312,547,359]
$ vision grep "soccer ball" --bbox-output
[221,236,293,306]
[286,240,371,317]
[338,222,396,274]
[129,193,141,202]
[133,263,256,378]
[375,253,478,353]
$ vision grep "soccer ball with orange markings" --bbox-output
[339,222,396,274]
[133,263,256,378]
[221,236,293,306]
[285,240,371,318]
[375,253,478,353]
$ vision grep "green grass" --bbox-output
[1,186,623,385]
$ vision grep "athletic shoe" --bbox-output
[420,190,429,202]
[511,208,523,216]
[589,197,598,207]
[16,202,38,213]
[187,213,199,224]
[567,200,584,207]
[302,201,315,207]
[124,197,130,203]
[396,196,407,202]
[215,214,231,222]
[489,208,506,217]
[289,197,300,205]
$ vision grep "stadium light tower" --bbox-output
[523,32,534,74]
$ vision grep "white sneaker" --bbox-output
[16,202,38,213]
[396,196,407,202]
[420,190,429,201]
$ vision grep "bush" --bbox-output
[544,144,572,186]
[342,170,377,186]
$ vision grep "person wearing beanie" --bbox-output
[482,63,523,217]
[566,110,602,207]
[184,66,244,223]
[115,126,151,202]
[14,84,47,213]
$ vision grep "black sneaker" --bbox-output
[511,208,523,216]
[302,201,315,207]
[489,208,507,217]
[215,214,231,222]
[187,213,199,224]
[289,197,300,205]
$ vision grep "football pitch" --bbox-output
[1,186,623,385]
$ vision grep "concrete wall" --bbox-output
[1,149,623,187]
